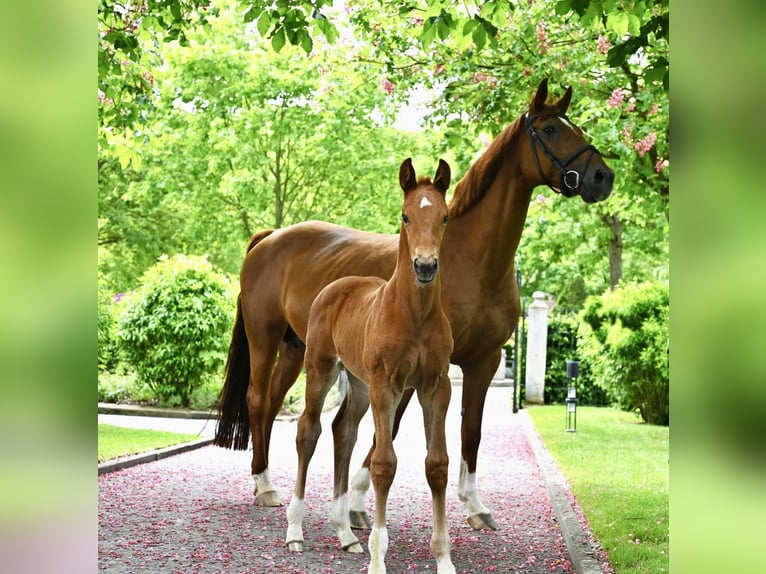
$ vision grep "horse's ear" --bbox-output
[555,85,573,114]
[433,159,451,193]
[399,157,417,192]
[530,78,549,114]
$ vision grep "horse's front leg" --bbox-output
[418,375,456,574]
[349,387,415,530]
[366,384,401,574]
[330,374,369,554]
[457,352,500,531]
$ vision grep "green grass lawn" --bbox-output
[526,405,669,574]
[98,424,200,462]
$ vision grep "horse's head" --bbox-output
[399,158,451,285]
[524,78,614,204]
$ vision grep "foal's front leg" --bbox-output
[286,360,341,552]
[419,377,456,574]
[367,385,400,574]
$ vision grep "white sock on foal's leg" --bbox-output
[285,496,306,551]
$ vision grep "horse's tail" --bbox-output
[214,294,252,450]
[215,229,274,450]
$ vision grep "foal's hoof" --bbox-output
[254,489,284,507]
[342,542,364,554]
[349,510,372,530]
[286,540,304,552]
[467,512,499,531]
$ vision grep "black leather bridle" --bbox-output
[525,112,599,197]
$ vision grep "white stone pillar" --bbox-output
[525,291,550,404]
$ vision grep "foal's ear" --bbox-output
[554,85,573,114]
[399,157,417,192]
[530,78,549,114]
[433,159,451,194]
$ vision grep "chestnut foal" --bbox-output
[285,158,455,574]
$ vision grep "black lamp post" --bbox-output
[565,360,579,432]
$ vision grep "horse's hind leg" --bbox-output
[286,356,341,552]
[418,376,456,574]
[349,387,415,530]
[265,336,306,453]
[457,353,500,530]
[245,333,285,507]
[331,373,369,553]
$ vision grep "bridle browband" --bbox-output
[525,112,599,197]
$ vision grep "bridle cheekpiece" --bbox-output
[525,112,599,197]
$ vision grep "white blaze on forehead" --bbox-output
[559,116,577,133]
[419,196,433,208]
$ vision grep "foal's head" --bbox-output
[398,158,451,286]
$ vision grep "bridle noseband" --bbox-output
[525,112,599,197]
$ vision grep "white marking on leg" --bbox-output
[349,467,371,512]
[285,496,306,545]
[253,469,276,495]
[331,493,360,550]
[367,525,389,574]
[431,525,455,573]
[419,196,433,208]
[457,459,490,517]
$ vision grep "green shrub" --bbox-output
[544,312,609,406]
[98,275,121,373]
[580,282,669,425]
[117,254,235,407]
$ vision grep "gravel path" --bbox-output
[98,388,578,573]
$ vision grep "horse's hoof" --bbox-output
[467,512,499,531]
[349,510,372,530]
[254,489,284,507]
[342,542,364,554]
[286,540,304,552]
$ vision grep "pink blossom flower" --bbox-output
[626,97,636,113]
[597,35,611,55]
[655,158,669,173]
[536,193,547,205]
[607,88,625,108]
[536,21,549,54]
[380,77,394,95]
[621,125,634,145]
[649,102,660,115]
[634,132,657,157]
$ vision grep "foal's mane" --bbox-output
[448,116,525,219]
[416,175,433,186]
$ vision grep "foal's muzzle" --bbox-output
[414,258,438,284]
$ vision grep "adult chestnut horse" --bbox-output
[215,78,614,531]
[286,159,455,573]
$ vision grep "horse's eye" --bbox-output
[402,213,409,224]
[442,215,449,224]
[542,125,556,135]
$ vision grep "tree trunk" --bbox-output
[604,212,623,289]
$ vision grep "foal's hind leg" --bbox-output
[331,374,369,553]
[349,387,415,530]
[286,357,341,552]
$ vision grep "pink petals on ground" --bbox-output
[99,392,596,572]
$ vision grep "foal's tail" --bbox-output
[214,229,274,450]
[214,294,252,450]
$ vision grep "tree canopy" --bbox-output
[98,0,668,301]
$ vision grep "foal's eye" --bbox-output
[402,213,409,224]
[442,215,449,224]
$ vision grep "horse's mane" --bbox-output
[416,175,433,186]
[448,115,525,219]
